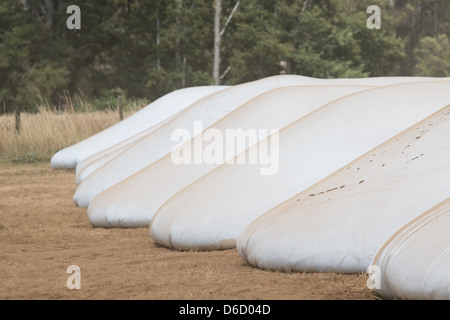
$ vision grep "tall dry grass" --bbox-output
[0,99,147,163]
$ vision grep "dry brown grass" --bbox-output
[0,100,145,163]
[0,162,380,300]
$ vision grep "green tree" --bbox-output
[0,0,447,113]
[392,0,450,75]
[0,0,77,112]
[414,34,450,76]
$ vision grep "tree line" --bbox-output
[0,0,449,113]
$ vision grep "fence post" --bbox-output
[15,105,21,134]
[118,95,123,121]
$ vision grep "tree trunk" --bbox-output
[175,0,183,88]
[302,0,309,13]
[175,0,182,66]
[15,105,21,135]
[44,0,54,31]
[156,8,161,71]
[433,2,438,35]
[118,96,123,121]
[182,56,186,88]
[213,0,222,86]
[22,0,30,11]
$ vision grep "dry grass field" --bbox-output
[0,101,144,163]
[0,162,380,300]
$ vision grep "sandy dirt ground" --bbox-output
[0,162,379,300]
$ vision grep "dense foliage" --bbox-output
[0,0,448,113]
